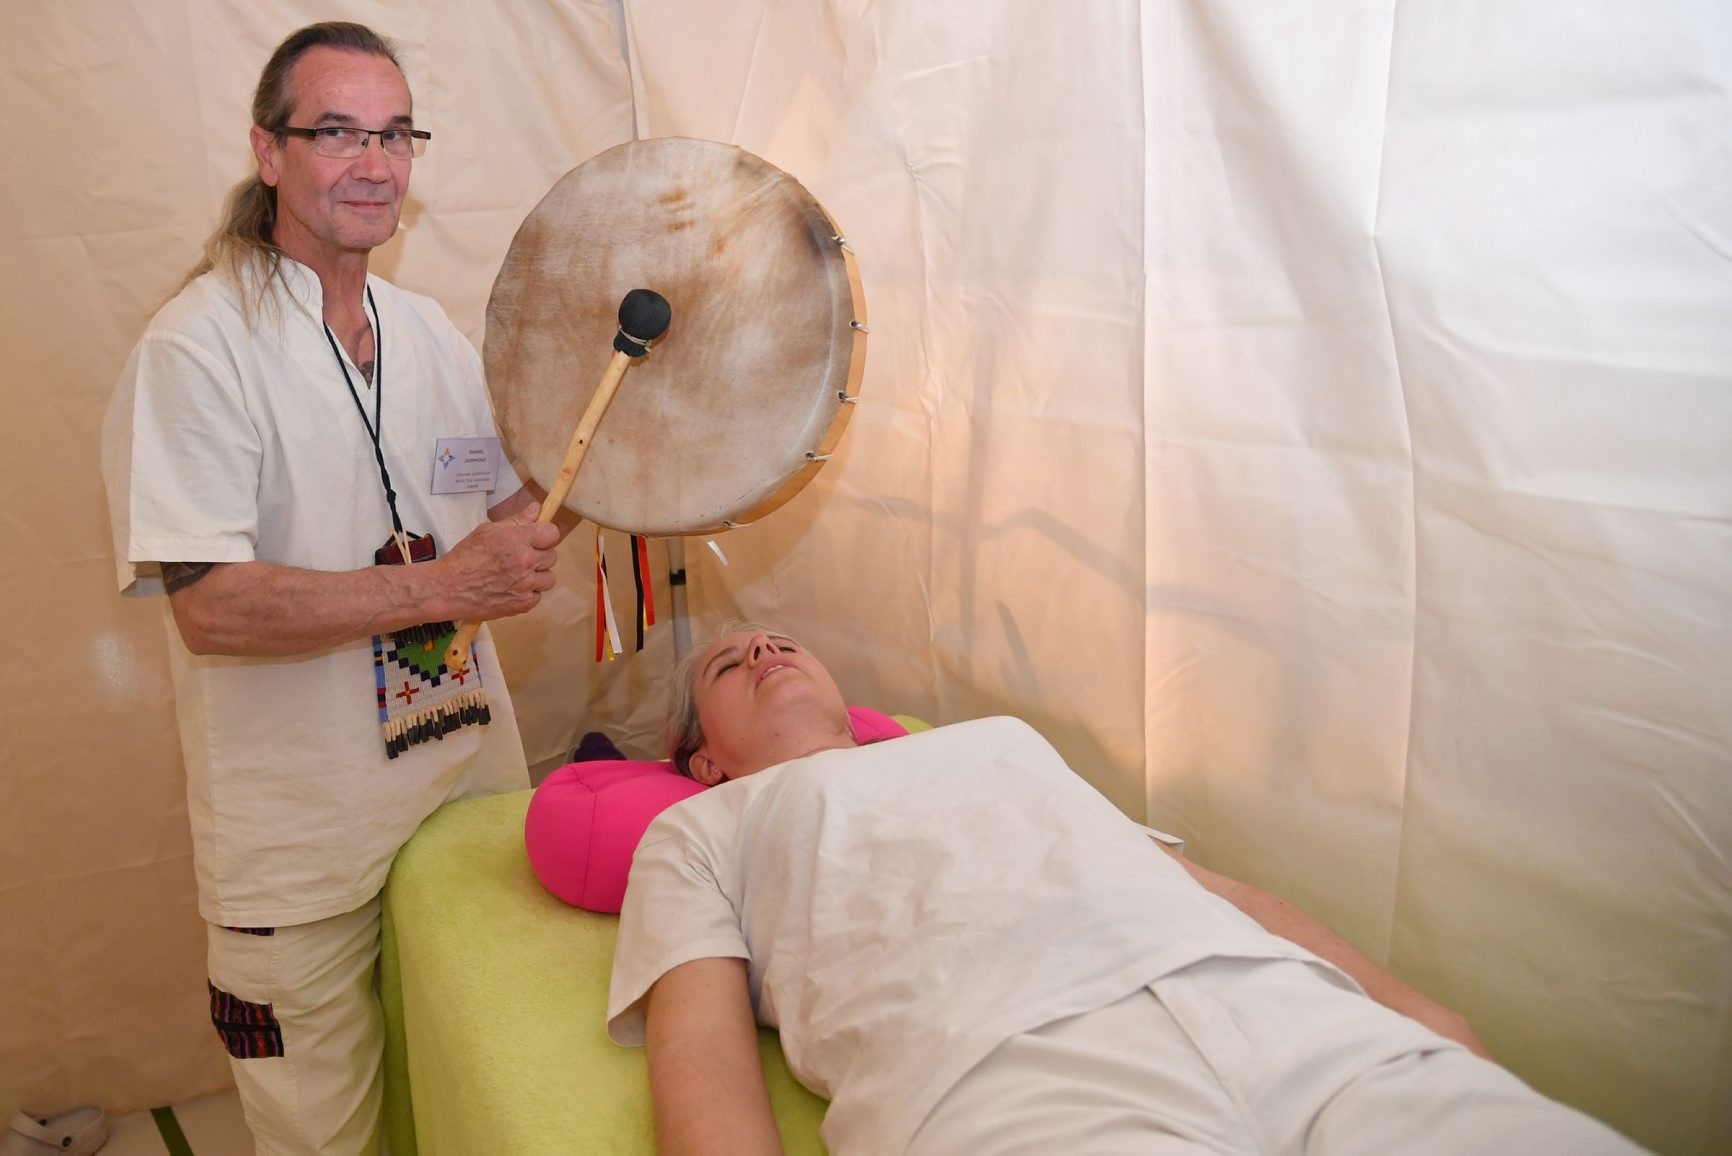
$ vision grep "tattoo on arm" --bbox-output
[161,561,217,594]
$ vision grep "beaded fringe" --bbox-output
[384,688,491,759]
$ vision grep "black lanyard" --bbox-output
[322,287,405,538]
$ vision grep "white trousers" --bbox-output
[908,956,1645,1155]
[204,900,384,1156]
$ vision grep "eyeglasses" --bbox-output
[278,126,431,160]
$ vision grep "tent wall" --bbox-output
[634,3,1730,1153]
[1,3,1725,1153]
[1138,4,1732,1148]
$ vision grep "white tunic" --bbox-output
[102,258,528,928]
[608,717,1357,1154]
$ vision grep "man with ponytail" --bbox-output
[101,23,563,1154]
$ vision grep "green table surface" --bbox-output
[381,790,828,1155]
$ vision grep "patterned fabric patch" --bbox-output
[220,925,275,936]
[371,626,491,759]
[208,982,283,1059]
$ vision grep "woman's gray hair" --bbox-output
[664,619,787,778]
[182,22,407,320]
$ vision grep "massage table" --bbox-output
[379,788,828,1155]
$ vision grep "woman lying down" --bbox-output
[607,623,1642,1155]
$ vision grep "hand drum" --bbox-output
[484,136,868,537]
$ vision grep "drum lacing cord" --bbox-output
[833,234,871,333]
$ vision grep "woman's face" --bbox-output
[689,629,850,783]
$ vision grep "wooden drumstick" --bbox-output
[445,289,672,672]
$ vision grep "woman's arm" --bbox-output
[643,957,784,1156]
[1160,843,1493,1059]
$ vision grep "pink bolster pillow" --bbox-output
[525,706,909,913]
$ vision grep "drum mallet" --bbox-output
[445,288,672,672]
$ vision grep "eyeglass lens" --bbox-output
[309,128,425,159]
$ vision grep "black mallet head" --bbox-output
[615,289,672,357]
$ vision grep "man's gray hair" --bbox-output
[663,619,787,778]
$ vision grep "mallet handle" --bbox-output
[445,349,634,671]
[541,349,632,517]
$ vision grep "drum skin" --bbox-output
[485,137,867,536]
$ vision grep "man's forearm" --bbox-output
[164,497,560,657]
[168,559,460,657]
[1163,845,1493,1058]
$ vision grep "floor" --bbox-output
[100,1089,250,1155]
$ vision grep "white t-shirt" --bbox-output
[102,258,528,927]
[608,717,1357,1155]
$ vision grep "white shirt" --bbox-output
[102,258,528,927]
[609,717,1356,1154]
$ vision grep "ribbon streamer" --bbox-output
[595,527,623,662]
[630,534,657,651]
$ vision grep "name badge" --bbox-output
[431,437,502,494]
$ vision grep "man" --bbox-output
[101,23,564,1155]
[609,625,1644,1154]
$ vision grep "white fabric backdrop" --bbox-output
[1139,6,1732,1148]
[1,2,1725,1153]
[635,2,1729,1153]
[1377,3,1730,1138]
